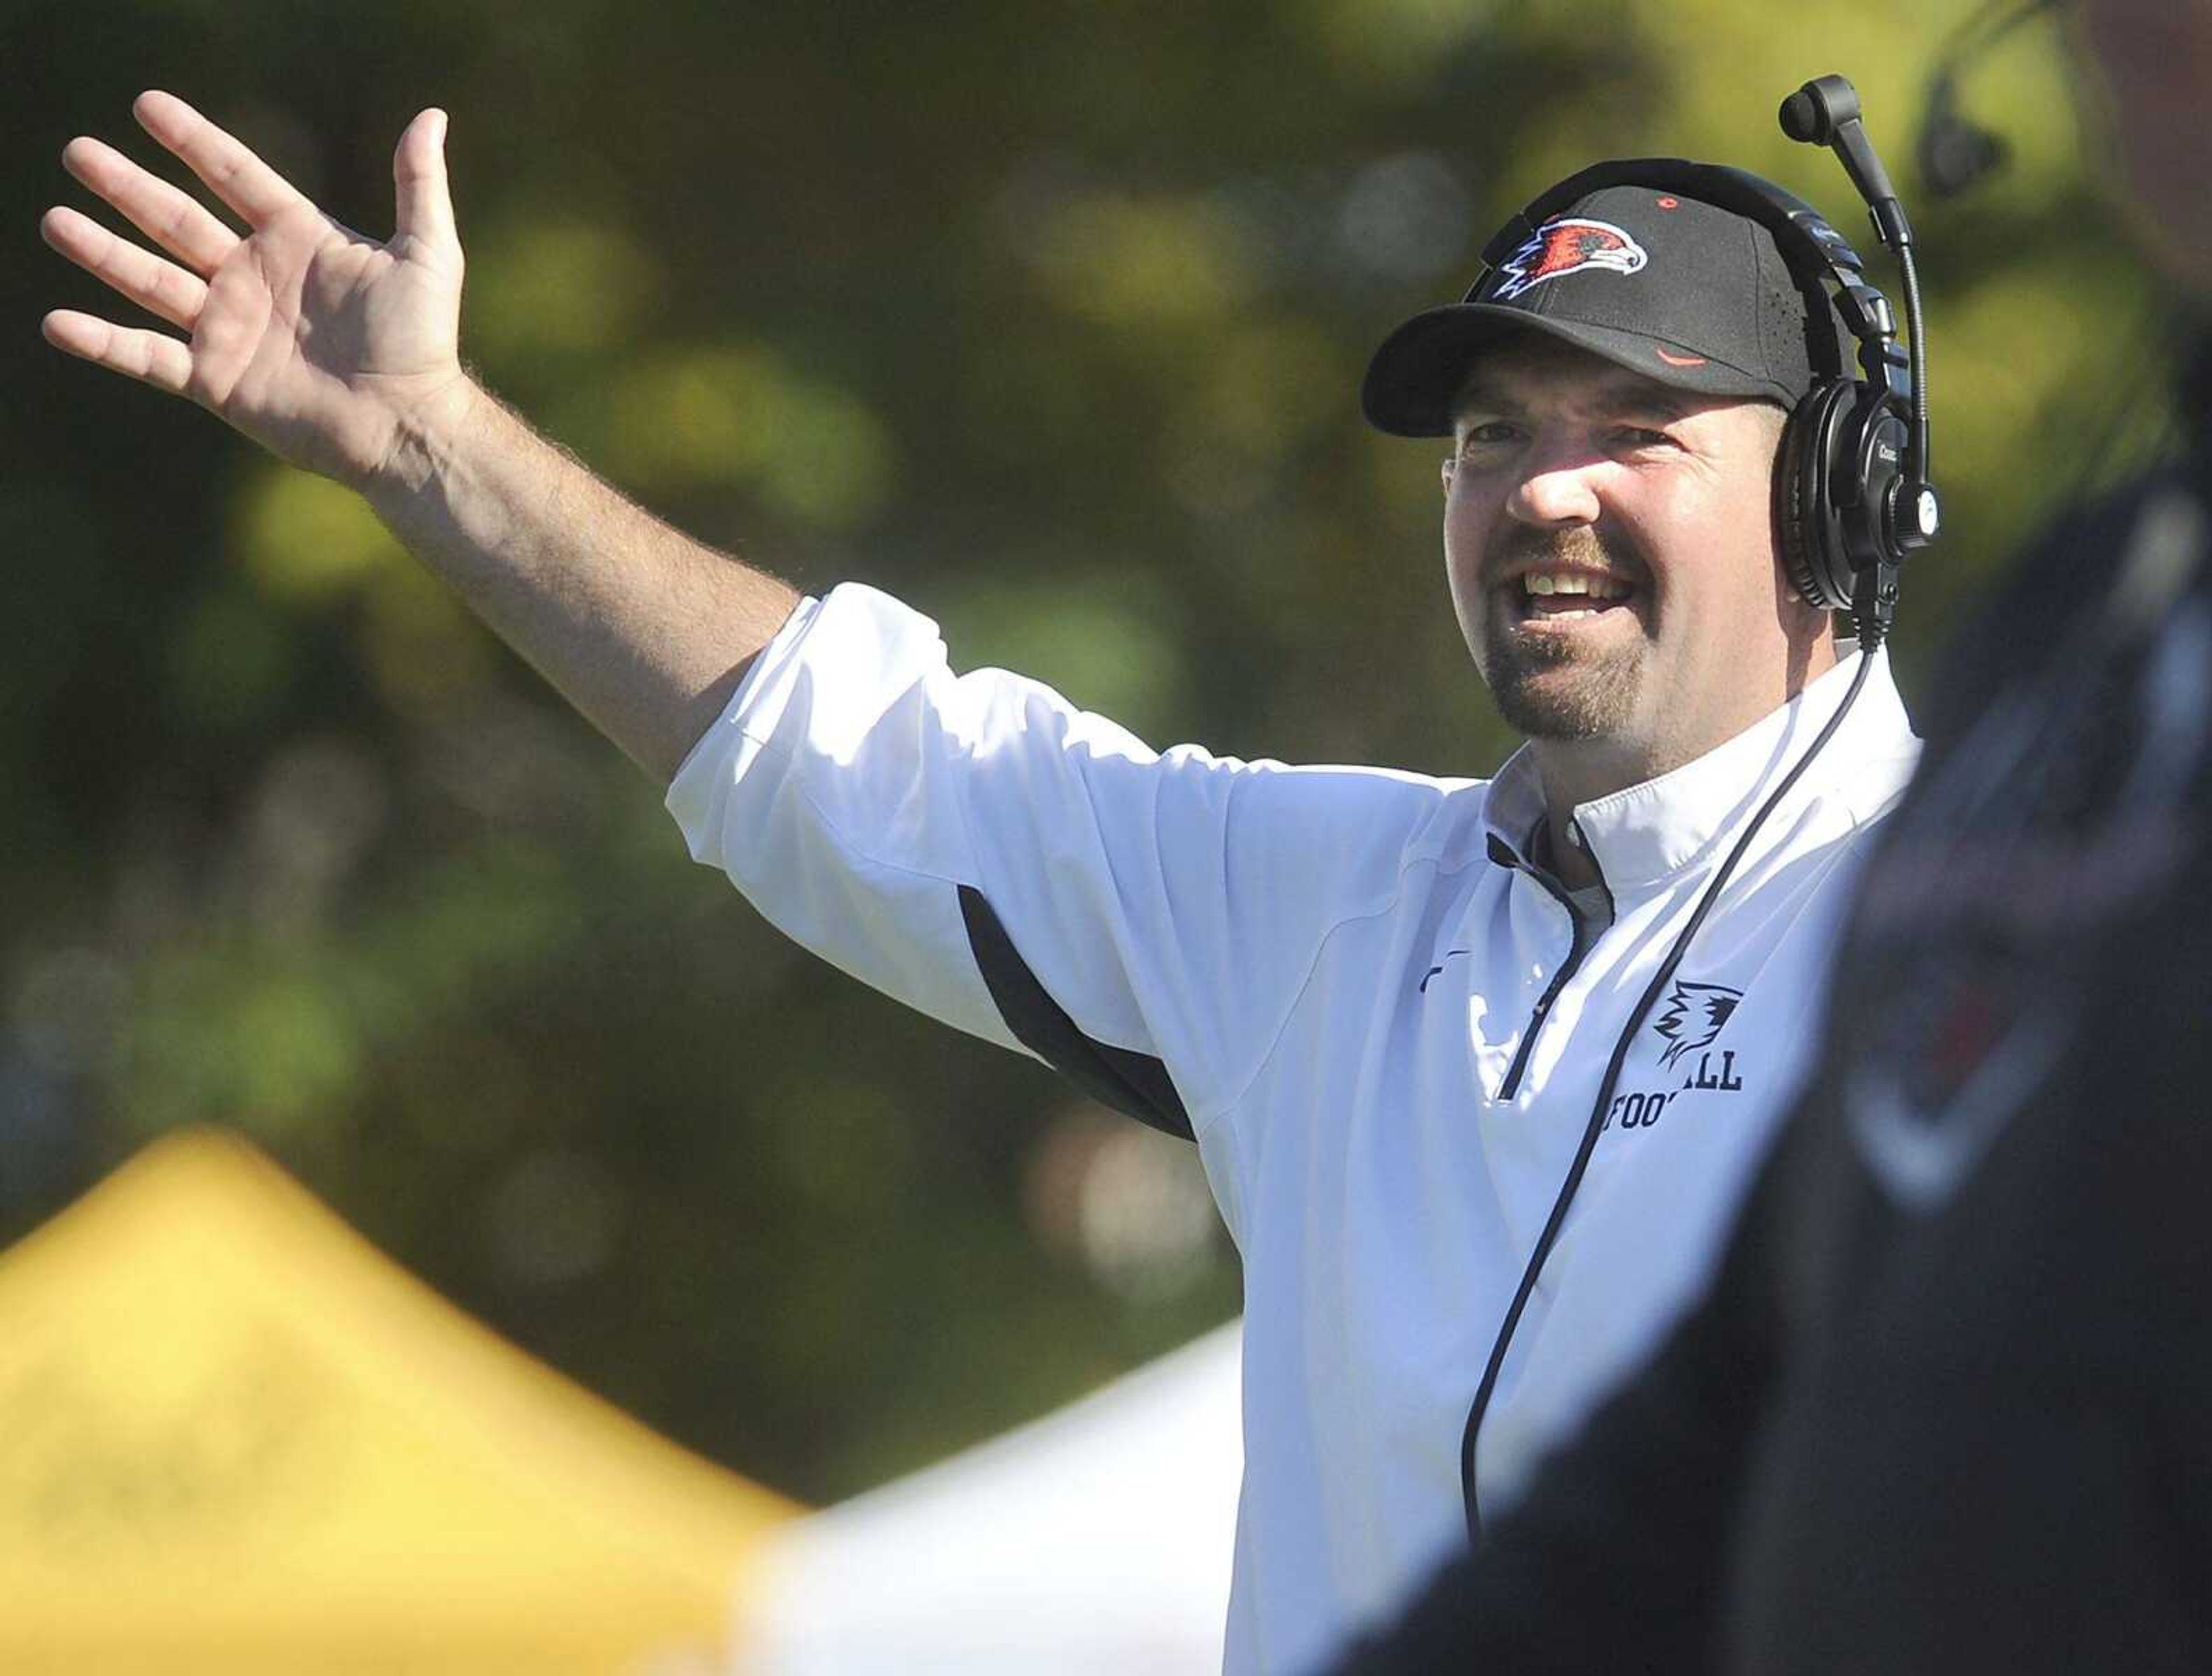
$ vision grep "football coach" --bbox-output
[1326,0,2212,1670]
[41,87,1918,1670]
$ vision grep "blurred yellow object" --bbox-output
[0,1128,799,1675]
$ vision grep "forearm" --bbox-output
[365,378,802,782]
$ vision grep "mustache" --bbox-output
[1483,525,1647,590]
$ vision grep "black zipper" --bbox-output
[1495,863,1603,1101]
[1464,846,1609,1528]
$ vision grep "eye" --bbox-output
[1457,421,1521,453]
[1613,425,1676,451]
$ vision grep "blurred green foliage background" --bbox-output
[1,0,2172,1503]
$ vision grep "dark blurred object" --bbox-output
[1918,0,2065,197]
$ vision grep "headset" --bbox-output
[1457,76,1937,1538]
[1458,80,1939,650]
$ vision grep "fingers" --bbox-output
[392,108,459,255]
[133,89,308,229]
[41,204,211,332]
[42,309,194,397]
[62,134,238,276]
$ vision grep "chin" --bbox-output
[1488,674,1641,743]
[1480,642,1642,743]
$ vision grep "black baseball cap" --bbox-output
[1361,178,1854,437]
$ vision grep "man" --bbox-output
[40,104,1915,1670]
[1328,1,2212,1669]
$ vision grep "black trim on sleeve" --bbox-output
[956,885,1195,1142]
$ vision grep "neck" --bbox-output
[1525,636,1854,892]
[1532,740,1664,822]
[1529,757,1619,893]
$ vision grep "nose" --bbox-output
[1506,449,1603,528]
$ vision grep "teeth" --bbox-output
[1523,573,1630,600]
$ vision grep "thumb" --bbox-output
[393,108,459,255]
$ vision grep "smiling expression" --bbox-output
[1442,333,1834,797]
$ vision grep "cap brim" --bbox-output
[1359,303,1799,437]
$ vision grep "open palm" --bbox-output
[42,92,467,488]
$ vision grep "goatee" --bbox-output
[1476,528,1646,740]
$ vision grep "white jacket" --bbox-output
[668,582,1919,1674]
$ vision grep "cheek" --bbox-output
[1634,480,1775,619]
[1441,497,1487,596]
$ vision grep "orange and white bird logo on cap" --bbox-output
[1494,217,1649,300]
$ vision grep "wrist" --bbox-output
[358,372,488,504]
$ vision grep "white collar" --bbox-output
[1479,645,1913,893]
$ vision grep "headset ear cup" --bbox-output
[1774,382,1853,612]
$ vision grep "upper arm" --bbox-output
[666,583,1457,1132]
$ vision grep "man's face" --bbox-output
[1442,333,1823,781]
[2078,0,2212,289]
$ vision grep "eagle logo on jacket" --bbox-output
[1653,980,1744,1069]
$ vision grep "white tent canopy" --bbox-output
[738,1321,1243,1674]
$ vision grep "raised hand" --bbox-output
[41,92,470,490]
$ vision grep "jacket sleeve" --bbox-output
[666,582,1462,1140]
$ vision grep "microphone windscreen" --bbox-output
[1778,89,1823,143]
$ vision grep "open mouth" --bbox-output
[1509,570,1639,625]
